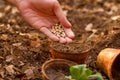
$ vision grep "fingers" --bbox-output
[65,37,73,43]
[40,27,73,44]
[40,27,59,41]
[53,1,75,41]
[59,37,73,44]
[64,27,75,39]
[54,1,71,28]
[59,37,66,44]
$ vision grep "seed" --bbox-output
[51,23,66,38]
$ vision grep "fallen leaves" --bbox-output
[0,12,4,18]
[30,40,41,47]
[0,69,5,78]
[85,23,94,32]
[24,68,34,79]
[12,43,22,47]
[0,56,4,63]
[111,15,120,20]
[6,55,13,62]
[5,65,15,75]
[19,32,39,39]
[0,34,8,41]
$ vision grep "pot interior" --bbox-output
[112,54,120,80]
[45,63,70,80]
[51,41,91,54]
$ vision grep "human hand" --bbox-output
[16,0,75,43]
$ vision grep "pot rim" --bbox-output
[50,41,92,54]
[41,59,77,80]
[52,47,91,54]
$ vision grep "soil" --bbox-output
[52,41,91,54]
[45,64,70,80]
[0,0,120,80]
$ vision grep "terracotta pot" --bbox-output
[41,59,77,80]
[50,42,91,64]
[97,48,120,80]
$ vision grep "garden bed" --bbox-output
[0,0,120,80]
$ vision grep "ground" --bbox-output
[0,0,120,80]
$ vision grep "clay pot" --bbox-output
[41,59,77,80]
[50,42,91,64]
[97,48,120,80]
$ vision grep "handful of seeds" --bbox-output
[51,23,66,38]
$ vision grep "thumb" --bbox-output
[54,1,71,28]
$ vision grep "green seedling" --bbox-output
[65,64,103,80]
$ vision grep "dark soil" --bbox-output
[0,0,120,80]
[45,64,70,80]
[52,41,91,54]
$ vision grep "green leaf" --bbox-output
[78,67,92,80]
[85,68,92,76]
[67,64,104,80]
[65,76,75,80]
[70,64,92,80]
[70,64,86,80]
[88,72,104,80]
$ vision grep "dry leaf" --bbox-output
[30,40,40,47]
[4,5,11,12]
[0,12,4,18]
[111,15,120,20]
[0,78,4,80]
[12,43,22,47]
[6,55,13,62]
[5,65,15,74]
[85,23,93,31]
[19,32,39,39]
[19,61,25,66]
[29,33,39,39]
[0,34,8,40]
[19,33,32,38]
[24,69,34,79]
[0,64,2,68]
[111,6,118,12]
[0,56,4,63]
[7,24,14,33]
[0,69,5,78]
[11,7,19,14]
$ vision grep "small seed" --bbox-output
[51,23,66,38]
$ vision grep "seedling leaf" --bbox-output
[88,72,104,80]
[65,64,103,80]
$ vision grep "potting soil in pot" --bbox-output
[52,41,91,54]
[45,64,70,80]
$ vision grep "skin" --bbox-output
[6,0,75,43]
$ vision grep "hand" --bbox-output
[16,0,75,43]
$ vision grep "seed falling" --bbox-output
[51,23,66,38]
